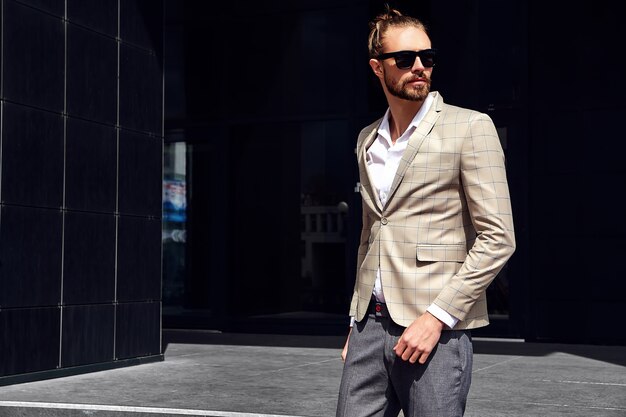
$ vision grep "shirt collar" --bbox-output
[377,92,435,145]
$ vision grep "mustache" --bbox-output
[405,72,430,83]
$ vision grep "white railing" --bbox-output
[301,205,346,237]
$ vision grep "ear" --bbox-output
[369,58,384,79]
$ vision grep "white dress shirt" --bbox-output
[351,93,459,329]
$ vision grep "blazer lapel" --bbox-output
[385,94,442,207]
[357,120,384,212]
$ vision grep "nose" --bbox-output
[411,55,426,72]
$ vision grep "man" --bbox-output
[336,5,516,417]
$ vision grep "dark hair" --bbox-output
[367,4,428,58]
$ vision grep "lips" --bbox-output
[407,78,428,87]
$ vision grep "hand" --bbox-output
[341,328,352,362]
[393,312,444,364]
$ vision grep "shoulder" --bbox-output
[441,103,490,121]
[440,103,493,124]
[434,92,493,124]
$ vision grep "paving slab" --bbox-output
[0,333,623,417]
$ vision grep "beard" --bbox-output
[384,71,431,101]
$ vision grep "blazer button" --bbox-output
[381,217,388,225]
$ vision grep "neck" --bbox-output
[387,97,424,144]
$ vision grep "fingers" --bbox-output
[394,338,433,364]
[395,344,432,364]
[341,331,351,362]
[393,315,442,364]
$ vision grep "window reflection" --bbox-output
[162,142,187,308]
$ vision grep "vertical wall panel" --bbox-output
[120,0,163,54]
[62,304,115,367]
[0,307,60,376]
[0,206,62,308]
[14,0,64,17]
[2,0,64,112]
[67,24,117,125]
[119,45,163,136]
[67,0,118,37]
[0,0,164,381]
[65,118,117,213]
[116,302,161,360]
[63,211,116,305]
[118,130,163,217]
[117,216,162,302]
[1,103,64,208]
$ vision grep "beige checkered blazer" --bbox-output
[349,91,516,330]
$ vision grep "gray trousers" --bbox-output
[336,309,473,417]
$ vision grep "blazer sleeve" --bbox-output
[432,112,516,320]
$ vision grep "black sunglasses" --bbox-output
[376,49,437,69]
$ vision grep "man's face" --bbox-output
[374,26,433,102]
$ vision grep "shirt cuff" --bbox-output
[426,304,459,329]
[349,316,356,327]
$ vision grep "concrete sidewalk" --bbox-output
[0,331,624,416]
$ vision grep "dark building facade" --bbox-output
[0,0,164,384]
[2,0,625,387]
[162,0,626,346]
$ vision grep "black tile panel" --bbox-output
[115,301,161,359]
[13,0,64,17]
[117,216,162,302]
[0,306,60,376]
[118,129,163,217]
[1,103,64,208]
[63,211,116,305]
[67,0,118,37]
[119,45,163,136]
[0,206,63,308]
[120,0,163,53]
[2,0,64,112]
[65,118,117,213]
[61,304,114,367]
[67,24,117,125]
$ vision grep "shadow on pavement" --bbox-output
[472,338,626,367]
[163,329,626,367]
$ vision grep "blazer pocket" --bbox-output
[416,243,467,262]
[411,151,457,170]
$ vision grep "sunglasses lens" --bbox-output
[418,50,435,68]
[394,52,415,69]
[392,50,436,69]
